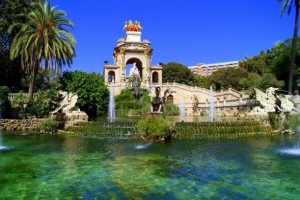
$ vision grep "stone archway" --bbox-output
[152,71,159,83]
[167,95,174,104]
[103,21,162,95]
[126,58,143,78]
[108,71,115,83]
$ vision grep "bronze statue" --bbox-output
[151,87,162,112]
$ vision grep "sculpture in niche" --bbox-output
[129,62,140,99]
[129,62,140,77]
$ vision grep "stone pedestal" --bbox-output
[125,31,141,42]
[64,111,88,128]
[52,111,88,129]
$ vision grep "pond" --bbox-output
[0,131,300,199]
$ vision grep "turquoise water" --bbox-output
[1,131,300,199]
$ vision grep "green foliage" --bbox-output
[32,89,59,117]
[61,71,109,117]
[208,68,248,90]
[37,118,58,134]
[259,73,285,89]
[15,89,58,118]
[137,115,174,138]
[239,73,284,97]
[200,110,206,116]
[284,114,300,131]
[0,86,11,118]
[192,95,199,114]
[0,0,35,88]
[66,122,137,137]
[194,75,210,88]
[163,102,179,116]
[11,91,29,112]
[278,0,300,93]
[239,39,300,92]
[162,62,195,85]
[176,121,274,139]
[115,89,137,109]
[268,112,280,130]
[115,89,151,116]
[21,68,62,91]
[239,51,270,75]
[9,1,75,99]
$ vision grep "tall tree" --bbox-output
[0,0,43,88]
[278,0,300,93]
[162,62,195,85]
[9,1,75,100]
[61,71,109,117]
[1,0,30,87]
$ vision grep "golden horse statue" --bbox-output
[124,20,142,31]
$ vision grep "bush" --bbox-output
[14,90,59,118]
[163,103,179,116]
[284,114,300,131]
[137,115,174,140]
[268,112,280,130]
[115,89,151,116]
[0,86,11,118]
[33,89,59,117]
[61,71,109,117]
[200,110,206,116]
[37,118,58,134]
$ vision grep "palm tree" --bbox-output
[278,0,300,93]
[9,2,75,100]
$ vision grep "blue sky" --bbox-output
[48,0,294,73]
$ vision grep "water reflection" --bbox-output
[134,142,152,150]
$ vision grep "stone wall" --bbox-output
[0,119,43,131]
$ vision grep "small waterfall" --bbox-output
[180,97,185,122]
[108,83,115,122]
[210,86,215,122]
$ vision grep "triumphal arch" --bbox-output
[104,20,162,95]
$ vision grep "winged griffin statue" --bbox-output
[50,91,80,115]
[253,87,296,114]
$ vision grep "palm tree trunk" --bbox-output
[288,0,299,93]
[28,63,39,101]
